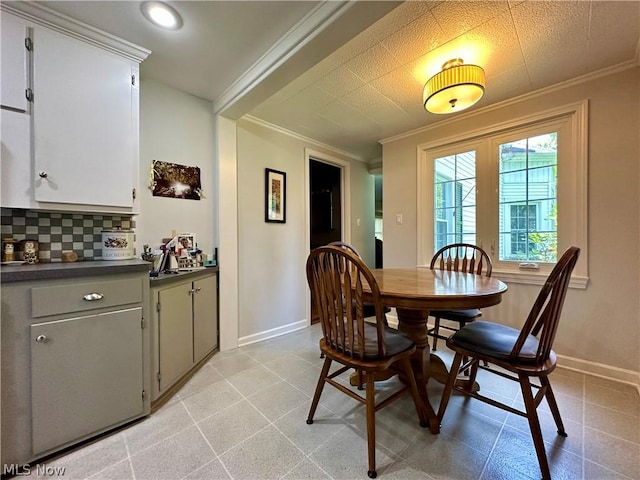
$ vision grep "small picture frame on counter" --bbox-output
[177,233,196,254]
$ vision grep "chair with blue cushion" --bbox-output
[437,246,580,480]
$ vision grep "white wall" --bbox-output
[235,118,375,343]
[382,67,640,385]
[137,80,216,257]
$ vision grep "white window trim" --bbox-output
[417,100,588,289]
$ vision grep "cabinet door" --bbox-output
[0,109,32,208]
[32,26,135,208]
[193,274,218,363]
[0,12,29,112]
[158,284,193,392]
[31,307,143,455]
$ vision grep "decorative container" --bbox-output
[101,229,135,260]
[22,239,39,264]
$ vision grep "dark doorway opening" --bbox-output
[310,160,342,250]
[309,159,342,324]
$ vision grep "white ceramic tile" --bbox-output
[129,425,215,480]
[197,399,270,455]
[181,379,244,423]
[218,425,305,480]
[124,401,195,454]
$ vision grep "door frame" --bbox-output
[304,148,351,326]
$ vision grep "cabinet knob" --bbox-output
[195,287,201,292]
[35,335,48,343]
[39,171,48,178]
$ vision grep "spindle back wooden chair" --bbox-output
[428,243,492,351]
[437,246,580,480]
[306,245,428,478]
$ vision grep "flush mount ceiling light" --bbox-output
[423,58,485,114]
[141,1,183,30]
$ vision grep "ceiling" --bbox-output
[28,1,640,161]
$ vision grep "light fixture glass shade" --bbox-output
[423,59,485,114]
[141,1,183,30]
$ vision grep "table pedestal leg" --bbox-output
[395,308,440,433]
[395,308,479,392]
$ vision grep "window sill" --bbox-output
[493,269,588,289]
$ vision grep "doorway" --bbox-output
[309,158,344,324]
[309,159,342,250]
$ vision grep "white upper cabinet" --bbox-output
[32,27,137,208]
[0,4,149,214]
[0,12,29,112]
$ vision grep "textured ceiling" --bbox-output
[22,1,640,161]
[249,0,640,160]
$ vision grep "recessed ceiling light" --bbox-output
[141,1,183,30]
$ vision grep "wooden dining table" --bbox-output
[356,267,508,432]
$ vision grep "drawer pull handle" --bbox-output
[35,335,47,343]
[83,293,104,301]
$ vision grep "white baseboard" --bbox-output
[556,354,640,394]
[238,319,308,347]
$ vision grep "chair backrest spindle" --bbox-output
[430,243,492,277]
[307,246,387,360]
[510,246,580,362]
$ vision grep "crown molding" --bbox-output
[1,2,150,63]
[380,59,638,145]
[242,115,365,163]
[213,1,355,116]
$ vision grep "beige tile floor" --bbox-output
[24,323,640,479]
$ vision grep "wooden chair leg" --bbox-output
[465,358,480,393]
[437,352,464,422]
[519,374,552,480]
[431,317,441,351]
[357,369,364,390]
[541,376,567,436]
[365,371,377,479]
[307,357,331,424]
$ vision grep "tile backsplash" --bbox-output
[1,208,135,262]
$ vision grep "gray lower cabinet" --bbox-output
[0,270,150,466]
[157,282,193,392]
[151,270,218,401]
[31,307,144,454]
[193,274,218,363]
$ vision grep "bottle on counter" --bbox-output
[2,238,16,262]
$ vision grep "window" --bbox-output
[417,101,588,287]
[433,151,476,250]
[499,133,557,262]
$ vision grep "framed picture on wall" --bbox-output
[150,160,203,200]
[265,168,286,223]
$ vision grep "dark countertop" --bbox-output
[150,266,219,286]
[0,259,152,283]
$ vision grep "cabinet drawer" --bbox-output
[31,277,142,318]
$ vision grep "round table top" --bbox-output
[368,268,508,310]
